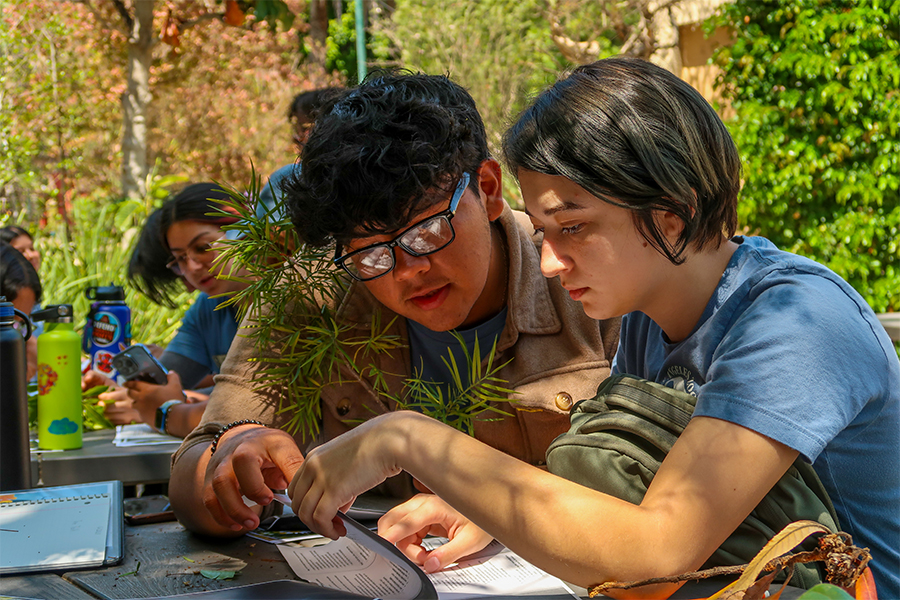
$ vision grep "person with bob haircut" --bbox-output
[284,58,900,598]
[168,71,619,540]
[84,183,253,437]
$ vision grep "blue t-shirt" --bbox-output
[613,236,900,596]
[407,308,508,404]
[164,293,240,377]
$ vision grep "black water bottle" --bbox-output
[0,297,34,491]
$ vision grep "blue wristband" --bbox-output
[154,399,183,435]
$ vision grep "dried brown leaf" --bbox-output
[709,521,829,600]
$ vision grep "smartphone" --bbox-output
[111,343,169,385]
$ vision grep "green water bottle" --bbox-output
[31,304,83,450]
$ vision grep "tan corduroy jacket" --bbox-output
[173,204,620,473]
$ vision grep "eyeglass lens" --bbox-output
[346,215,454,279]
[167,241,216,275]
[337,171,470,281]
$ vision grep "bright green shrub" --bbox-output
[712,0,900,312]
[3,182,191,347]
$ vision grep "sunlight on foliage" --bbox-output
[711,0,900,313]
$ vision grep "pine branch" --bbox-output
[210,171,518,439]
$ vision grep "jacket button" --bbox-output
[336,398,351,416]
[554,392,573,411]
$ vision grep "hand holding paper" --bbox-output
[288,413,406,539]
[377,494,494,574]
[277,512,579,600]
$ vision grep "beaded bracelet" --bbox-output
[209,419,265,455]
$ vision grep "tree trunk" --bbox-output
[120,0,154,200]
[307,0,329,68]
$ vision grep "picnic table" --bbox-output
[31,427,179,488]
[0,513,809,600]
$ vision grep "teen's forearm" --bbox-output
[167,401,207,438]
[169,442,245,538]
[390,413,712,592]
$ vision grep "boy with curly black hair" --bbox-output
[170,72,619,538]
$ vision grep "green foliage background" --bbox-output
[712,0,900,313]
[3,0,896,400]
[1,176,192,346]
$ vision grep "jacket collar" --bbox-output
[497,202,562,338]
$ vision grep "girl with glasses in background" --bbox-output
[84,183,253,438]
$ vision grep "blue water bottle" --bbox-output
[83,284,131,379]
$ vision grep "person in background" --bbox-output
[0,226,41,274]
[1,225,44,337]
[285,58,900,598]
[257,86,345,219]
[0,242,42,380]
[84,183,254,438]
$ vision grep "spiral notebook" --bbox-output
[0,480,124,574]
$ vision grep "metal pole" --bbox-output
[354,0,367,83]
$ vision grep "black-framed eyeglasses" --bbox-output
[333,172,471,282]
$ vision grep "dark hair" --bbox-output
[127,209,181,307]
[503,57,741,264]
[284,71,489,247]
[0,242,42,305]
[288,86,346,124]
[157,183,240,253]
[0,225,32,245]
[129,183,240,306]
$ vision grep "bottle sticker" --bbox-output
[90,312,121,347]
[93,350,115,375]
[37,364,58,396]
[48,418,79,435]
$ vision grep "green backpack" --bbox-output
[545,373,840,589]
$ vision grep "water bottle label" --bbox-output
[47,417,81,436]
[92,349,117,377]
[90,311,122,347]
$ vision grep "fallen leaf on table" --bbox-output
[199,570,236,580]
[195,557,247,571]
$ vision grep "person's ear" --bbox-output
[655,204,694,241]
[476,159,505,222]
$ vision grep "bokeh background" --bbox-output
[2,0,897,347]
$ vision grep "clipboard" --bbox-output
[0,480,124,574]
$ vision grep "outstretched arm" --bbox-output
[290,411,797,597]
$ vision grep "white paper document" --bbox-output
[423,539,579,599]
[113,423,182,446]
[278,513,579,599]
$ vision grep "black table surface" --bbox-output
[1,520,299,600]
[0,511,809,600]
